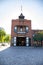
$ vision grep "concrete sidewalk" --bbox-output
[0,45,10,51]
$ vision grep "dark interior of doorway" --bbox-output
[16,37,26,46]
[29,38,31,46]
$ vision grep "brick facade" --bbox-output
[11,13,43,46]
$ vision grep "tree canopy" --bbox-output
[33,32,43,46]
[0,27,11,43]
[33,32,43,41]
[0,28,6,42]
[4,34,11,43]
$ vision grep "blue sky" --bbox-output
[0,0,43,34]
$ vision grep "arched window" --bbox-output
[26,26,29,32]
[20,28,22,32]
[14,26,17,32]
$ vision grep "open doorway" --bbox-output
[16,37,26,46]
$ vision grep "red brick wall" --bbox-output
[11,19,32,38]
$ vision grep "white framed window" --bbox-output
[26,37,29,45]
[20,28,22,32]
[14,37,16,46]
[14,26,17,32]
[26,26,29,32]
[14,37,16,40]
[26,37,29,40]
[14,26,17,30]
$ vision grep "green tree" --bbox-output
[33,32,43,46]
[0,28,6,42]
[4,34,11,43]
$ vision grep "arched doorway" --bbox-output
[16,37,26,46]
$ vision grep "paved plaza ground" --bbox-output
[0,46,43,65]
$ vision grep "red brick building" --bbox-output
[11,13,43,46]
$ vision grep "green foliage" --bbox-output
[33,32,43,41]
[0,28,11,43]
[0,29,6,42]
[33,32,43,46]
[4,34,11,43]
